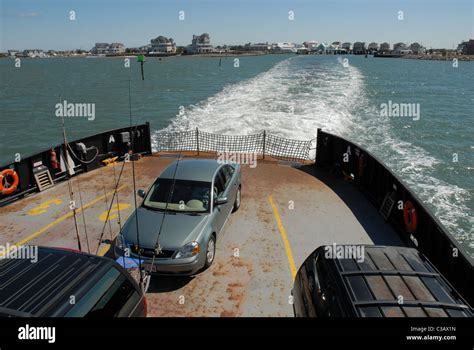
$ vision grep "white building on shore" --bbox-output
[23,49,46,58]
[109,43,125,54]
[303,41,319,51]
[342,42,352,52]
[187,33,214,54]
[314,42,329,54]
[150,36,176,54]
[91,42,125,55]
[271,42,297,53]
[91,43,109,55]
[244,42,271,52]
[352,42,366,54]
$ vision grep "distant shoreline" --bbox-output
[2,52,473,61]
[0,51,272,59]
[400,54,474,61]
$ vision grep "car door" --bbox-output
[221,165,238,208]
[219,166,236,217]
[212,170,227,233]
[213,167,233,234]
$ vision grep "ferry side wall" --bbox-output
[0,123,152,206]
[315,129,474,307]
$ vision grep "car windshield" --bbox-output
[143,179,211,213]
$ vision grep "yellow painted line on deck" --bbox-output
[98,244,110,257]
[99,203,130,221]
[27,198,63,216]
[268,195,297,280]
[1,185,126,257]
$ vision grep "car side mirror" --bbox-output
[137,189,146,198]
[215,197,228,205]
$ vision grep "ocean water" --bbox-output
[0,55,472,255]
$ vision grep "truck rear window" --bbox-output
[65,268,140,317]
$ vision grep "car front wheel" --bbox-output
[232,186,241,213]
[204,236,216,268]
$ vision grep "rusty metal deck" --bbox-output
[0,153,404,317]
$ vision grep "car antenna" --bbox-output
[126,76,146,288]
[59,95,83,252]
[148,143,184,274]
[96,76,141,262]
[150,122,195,259]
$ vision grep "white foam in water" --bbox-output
[156,56,473,254]
[162,57,363,140]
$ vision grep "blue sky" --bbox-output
[1,0,473,51]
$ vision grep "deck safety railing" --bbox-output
[153,128,316,162]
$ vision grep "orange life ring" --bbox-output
[0,169,19,195]
[403,201,417,233]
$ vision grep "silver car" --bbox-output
[114,159,241,275]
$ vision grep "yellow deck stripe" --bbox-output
[98,244,110,257]
[1,185,126,257]
[268,195,297,280]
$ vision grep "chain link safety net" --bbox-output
[153,130,315,162]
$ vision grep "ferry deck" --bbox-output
[0,152,405,317]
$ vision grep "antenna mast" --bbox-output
[59,96,82,252]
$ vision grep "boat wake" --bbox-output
[162,57,363,139]
[158,56,473,255]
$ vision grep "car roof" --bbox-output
[0,246,114,316]
[159,159,222,182]
[325,245,473,317]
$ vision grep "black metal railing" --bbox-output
[0,123,152,206]
[153,128,315,161]
[315,128,474,307]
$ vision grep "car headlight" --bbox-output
[175,241,200,259]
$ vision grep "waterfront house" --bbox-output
[91,43,109,55]
[457,41,468,54]
[352,42,366,54]
[295,44,308,54]
[109,43,125,54]
[393,42,408,54]
[379,42,391,53]
[409,42,426,54]
[303,41,319,52]
[150,36,176,54]
[296,47,309,54]
[367,42,379,53]
[328,42,347,54]
[314,42,329,54]
[244,42,271,52]
[187,33,214,54]
[90,42,125,55]
[272,43,297,53]
[457,40,474,55]
[468,40,474,55]
[342,42,352,52]
[7,50,19,57]
[22,49,45,58]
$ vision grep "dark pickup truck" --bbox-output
[292,245,473,317]
[0,246,146,317]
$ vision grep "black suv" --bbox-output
[292,245,473,317]
[0,246,146,317]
